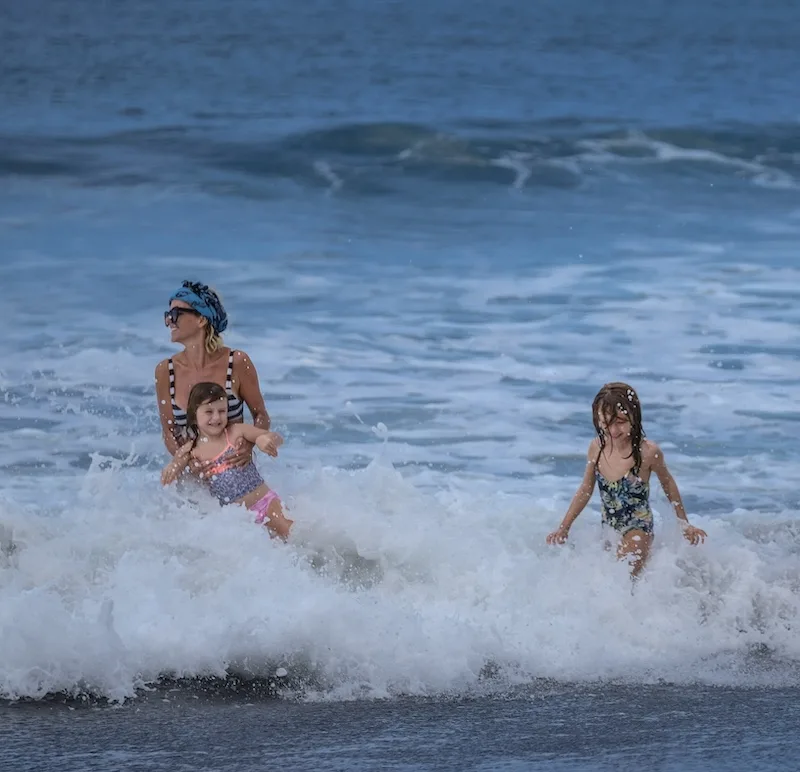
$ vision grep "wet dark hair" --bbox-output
[592,382,645,470]
[186,382,227,443]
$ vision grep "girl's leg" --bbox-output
[253,490,294,541]
[264,496,293,541]
[617,529,652,578]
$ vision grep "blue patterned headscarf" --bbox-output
[169,281,228,334]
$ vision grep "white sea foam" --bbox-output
[1,185,799,701]
[0,454,798,702]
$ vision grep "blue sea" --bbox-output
[1,0,799,769]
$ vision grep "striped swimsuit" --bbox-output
[168,349,244,438]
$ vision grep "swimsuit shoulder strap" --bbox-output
[168,358,176,398]
[225,349,234,391]
[204,431,235,464]
[223,428,236,451]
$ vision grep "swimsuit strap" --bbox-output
[226,349,234,392]
[204,430,237,466]
[168,358,176,398]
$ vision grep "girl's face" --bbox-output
[598,408,631,442]
[195,397,228,437]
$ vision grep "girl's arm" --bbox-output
[228,423,284,457]
[546,441,598,544]
[155,360,181,456]
[232,350,271,430]
[648,442,707,545]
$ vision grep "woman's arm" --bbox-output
[161,441,194,485]
[155,360,181,456]
[232,350,270,430]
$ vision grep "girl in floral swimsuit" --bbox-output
[546,382,706,577]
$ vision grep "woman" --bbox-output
[154,281,271,469]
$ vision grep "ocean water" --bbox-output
[2,0,800,769]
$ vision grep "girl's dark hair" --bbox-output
[592,382,645,470]
[186,382,227,442]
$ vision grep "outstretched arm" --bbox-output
[546,441,598,544]
[228,423,284,458]
[649,443,706,545]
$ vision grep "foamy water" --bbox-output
[3,0,800,701]
[2,450,799,703]
[2,200,799,701]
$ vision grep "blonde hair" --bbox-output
[202,284,224,353]
[204,322,223,354]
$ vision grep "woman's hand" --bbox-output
[190,436,252,480]
[161,440,194,485]
[255,432,284,458]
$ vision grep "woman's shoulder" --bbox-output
[230,349,258,370]
[154,356,172,379]
[156,350,189,370]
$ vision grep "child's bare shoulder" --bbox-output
[586,437,601,460]
[640,439,665,465]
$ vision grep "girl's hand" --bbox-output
[255,432,284,457]
[682,524,707,545]
[546,526,570,545]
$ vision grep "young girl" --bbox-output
[161,382,293,540]
[546,382,706,577]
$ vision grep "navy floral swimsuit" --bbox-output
[594,455,654,536]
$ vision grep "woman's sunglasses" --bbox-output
[164,307,201,326]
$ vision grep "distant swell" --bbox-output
[1,120,798,195]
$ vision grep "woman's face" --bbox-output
[165,299,204,343]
